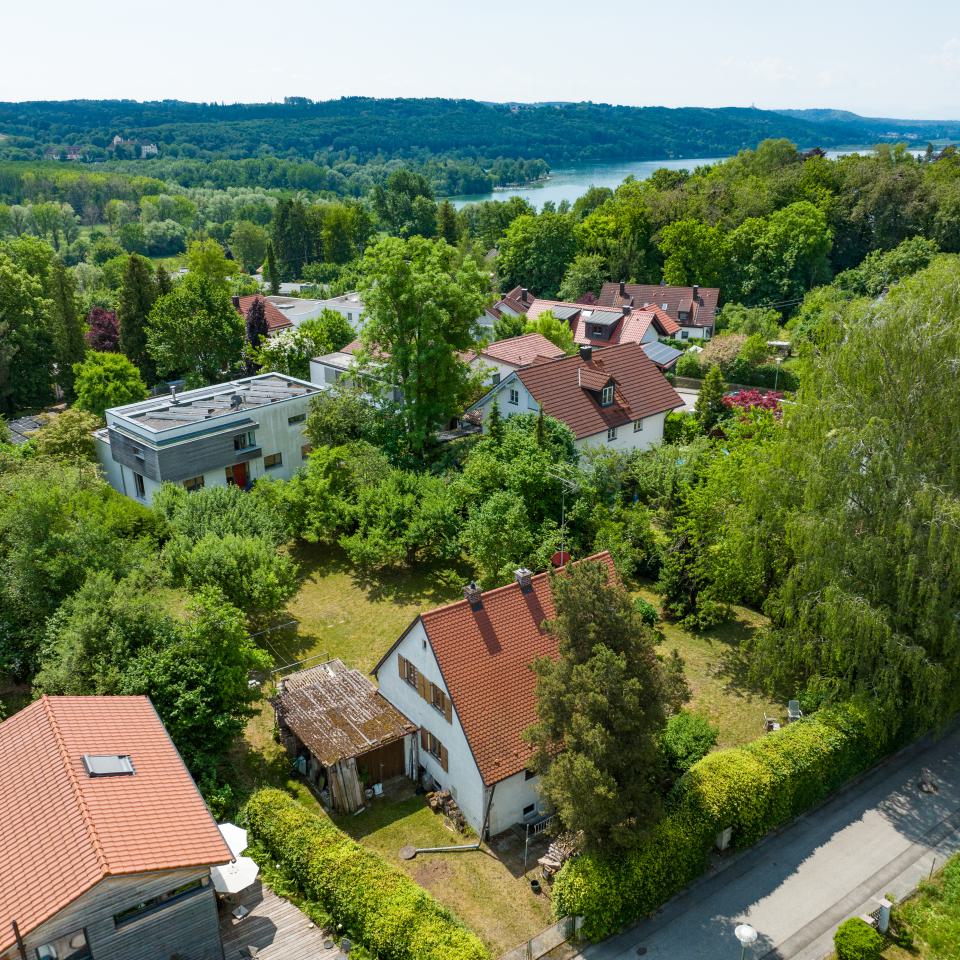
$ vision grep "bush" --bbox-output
[675,352,702,378]
[662,711,719,772]
[663,411,701,443]
[553,702,881,939]
[834,917,883,960]
[244,788,489,960]
[633,596,659,626]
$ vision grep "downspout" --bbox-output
[11,920,27,960]
[401,782,496,858]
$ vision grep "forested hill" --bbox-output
[2,98,958,165]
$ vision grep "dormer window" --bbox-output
[600,384,614,406]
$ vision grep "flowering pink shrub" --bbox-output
[723,388,783,414]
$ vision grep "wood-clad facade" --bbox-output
[7,868,223,960]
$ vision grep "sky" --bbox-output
[2,0,959,119]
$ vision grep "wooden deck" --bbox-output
[219,879,343,960]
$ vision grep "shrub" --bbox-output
[663,411,700,443]
[244,788,489,960]
[633,596,659,626]
[834,917,883,960]
[675,352,702,378]
[553,702,880,939]
[662,711,718,772]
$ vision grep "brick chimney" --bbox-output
[618,281,626,296]
[692,284,700,302]
[621,304,631,316]
[514,568,533,592]
[521,288,529,303]
[463,581,482,610]
[579,345,593,363]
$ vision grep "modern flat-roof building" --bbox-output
[94,373,321,504]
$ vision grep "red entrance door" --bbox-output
[228,462,247,488]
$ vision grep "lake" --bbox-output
[448,150,882,209]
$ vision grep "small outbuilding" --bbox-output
[272,659,416,813]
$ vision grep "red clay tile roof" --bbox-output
[0,696,231,952]
[513,341,684,440]
[479,333,566,368]
[236,294,294,333]
[421,553,617,785]
[496,285,537,315]
[598,282,720,329]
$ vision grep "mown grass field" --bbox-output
[227,544,781,954]
[883,853,960,959]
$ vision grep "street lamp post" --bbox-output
[774,356,782,391]
[735,923,758,960]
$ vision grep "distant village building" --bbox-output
[109,135,160,159]
[94,373,321,504]
[0,696,230,960]
[468,341,684,454]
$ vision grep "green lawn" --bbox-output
[884,854,960,959]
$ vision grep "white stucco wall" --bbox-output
[469,356,518,387]
[575,411,667,455]
[474,376,540,426]
[677,325,711,340]
[375,620,489,834]
[486,769,547,837]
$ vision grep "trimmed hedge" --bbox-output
[244,788,489,960]
[553,702,881,939]
[834,917,884,960]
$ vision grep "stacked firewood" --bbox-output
[425,790,468,833]
[538,831,582,879]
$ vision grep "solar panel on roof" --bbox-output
[549,305,580,321]
[642,342,682,367]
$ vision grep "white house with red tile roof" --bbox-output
[467,342,684,456]
[466,333,566,385]
[234,294,294,335]
[373,554,617,837]
[0,696,230,960]
[598,281,720,339]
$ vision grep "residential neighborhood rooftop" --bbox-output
[273,659,416,766]
[475,332,566,367]
[514,342,684,439]
[597,281,720,329]
[0,696,231,954]
[235,294,294,333]
[413,552,617,785]
[107,373,321,431]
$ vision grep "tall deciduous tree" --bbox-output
[525,559,687,849]
[0,252,54,415]
[497,211,577,299]
[186,238,235,288]
[230,220,269,274]
[359,236,489,455]
[146,273,245,382]
[86,307,120,351]
[118,254,159,384]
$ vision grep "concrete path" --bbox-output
[573,724,960,960]
[673,387,699,413]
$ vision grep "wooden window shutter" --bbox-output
[398,653,407,679]
[440,744,449,772]
[420,729,428,750]
[444,694,453,724]
[418,673,429,702]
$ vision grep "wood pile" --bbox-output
[538,831,581,879]
[425,790,468,833]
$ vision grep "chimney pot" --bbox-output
[521,288,529,302]
[622,304,631,316]
[618,281,626,296]
[579,345,593,363]
[464,581,482,609]
[231,295,241,309]
[692,284,700,301]
[514,568,533,591]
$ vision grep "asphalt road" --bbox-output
[571,724,960,960]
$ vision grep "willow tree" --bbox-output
[747,257,960,738]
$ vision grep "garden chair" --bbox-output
[787,700,803,723]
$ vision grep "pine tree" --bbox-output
[265,242,280,295]
[155,263,172,297]
[46,259,86,399]
[486,400,503,446]
[118,254,159,385]
[436,200,459,245]
[695,364,727,432]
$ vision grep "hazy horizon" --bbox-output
[3,0,958,120]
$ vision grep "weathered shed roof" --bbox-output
[273,660,415,766]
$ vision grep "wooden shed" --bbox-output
[272,659,416,813]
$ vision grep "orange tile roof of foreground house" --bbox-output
[420,553,617,785]
[236,294,294,333]
[0,696,231,953]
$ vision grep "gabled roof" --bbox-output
[420,553,618,785]
[598,282,720,329]
[0,696,230,953]
[477,333,566,368]
[236,294,294,333]
[509,342,684,440]
[273,660,416,766]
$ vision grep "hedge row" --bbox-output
[675,354,800,391]
[244,788,489,960]
[552,702,881,939]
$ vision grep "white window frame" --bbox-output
[509,387,519,406]
[601,384,614,406]
[607,426,618,442]
[633,418,644,432]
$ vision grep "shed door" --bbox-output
[356,738,406,784]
